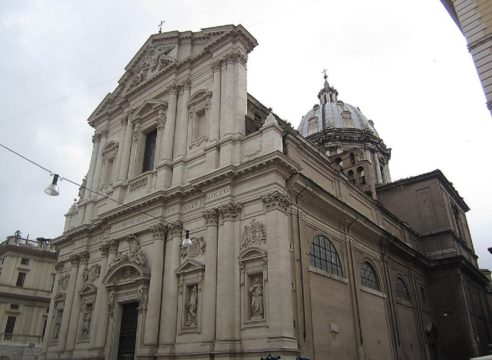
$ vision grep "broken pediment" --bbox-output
[176,259,205,276]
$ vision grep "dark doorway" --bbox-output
[117,302,139,360]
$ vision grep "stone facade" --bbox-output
[41,25,491,360]
[0,232,57,360]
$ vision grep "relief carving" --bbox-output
[110,235,146,267]
[181,236,206,258]
[241,219,266,250]
[80,303,93,339]
[138,286,148,311]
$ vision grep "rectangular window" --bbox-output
[21,258,29,265]
[16,272,26,287]
[4,316,16,340]
[10,304,19,310]
[142,129,157,173]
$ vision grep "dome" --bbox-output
[297,78,379,137]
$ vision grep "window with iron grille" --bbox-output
[309,235,343,276]
[361,262,380,290]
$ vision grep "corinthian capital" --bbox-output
[218,203,242,220]
[262,191,291,212]
[152,223,167,239]
[169,220,183,238]
[203,208,219,226]
[79,251,90,265]
[70,254,81,266]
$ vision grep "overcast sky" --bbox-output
[1,0,490,268]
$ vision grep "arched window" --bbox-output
[309,235,343,276]
[395,277,411,302]
[360,262,380,290]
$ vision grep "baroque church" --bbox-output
[40,25,492,360]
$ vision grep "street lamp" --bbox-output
[44,174,60,196]
[181,230,192,248]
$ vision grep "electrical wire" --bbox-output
[4,76,120,122]
[0,142,163,223]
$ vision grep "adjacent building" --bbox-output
[41,25,492,360]
[0,231,57,360]
[441,0,492,115]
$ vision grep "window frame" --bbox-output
[309,235,343,277]
[16,272,26,287]
[360,261,380,291]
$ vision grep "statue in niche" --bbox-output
[108,291,115,316]
[186,285,198,327]
[80,303,93,338]
[249,277,264,320]
[52,309,63,339]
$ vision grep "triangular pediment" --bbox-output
[79,283,97,297]
[131,99,167,121]
[88,25,258,127]
[176,259,205,276]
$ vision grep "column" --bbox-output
[202,209,219,342]
[57,255,80,352]
[65,252,90,353]
[261,191,296,343]
[155,107,168,189]
[117,116,133,183]
[84,134,101,200]
[92,243,110,349]
[214,203,241,352]
[172,80,191,186]
[92,129,109,194]
[223,57,234,137]
[143,224,166,348]
[158,221,182,355]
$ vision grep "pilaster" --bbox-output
[261,191,296,344]
[57,254,80,352]
[84,134,101,200]
[158,221,183,355]
[92,243,110,350]
[65,251,90,355]
[214,203,242,353]
[118,114,134,183]
[172,80,191,187]
[93,128,109,194]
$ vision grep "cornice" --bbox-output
[0,244,58,260]
[376,169,469,211]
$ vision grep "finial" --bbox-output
[158,20,165,34]
[322,68,329,89]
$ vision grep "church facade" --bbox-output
[41,25,491,360]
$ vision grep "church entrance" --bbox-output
[117,302,139,360]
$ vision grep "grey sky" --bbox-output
[1,0,490,268]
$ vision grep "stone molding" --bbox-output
[218,203,242,220]
[262,191,291,212]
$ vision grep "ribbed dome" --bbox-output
[297,78,379,137]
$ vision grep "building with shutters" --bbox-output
[0,231,57,360]
[40,25,491,360]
